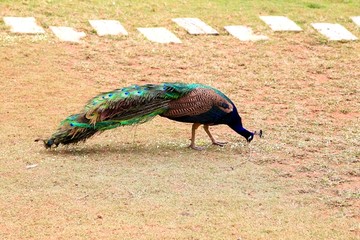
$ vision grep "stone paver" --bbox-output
[89,20,128,36]
[50,26,86,43]
[351,16,360,27]
[137,27,182,43]
[311,23,358,41]
[3,17,45,34]
[172,18,218,35]
[224,25,269,41]
[260,16,302,31]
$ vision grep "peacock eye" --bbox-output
[221,102,229,108]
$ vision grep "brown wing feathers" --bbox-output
[163,88,233,118]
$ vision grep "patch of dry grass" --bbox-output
[1,1,360,239]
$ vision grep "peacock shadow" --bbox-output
[38,141,252,158]
[38,142,199,156]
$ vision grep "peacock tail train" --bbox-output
[43,83,211,148]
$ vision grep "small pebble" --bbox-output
[26,164,38,169]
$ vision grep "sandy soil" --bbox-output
[0,31,359,239]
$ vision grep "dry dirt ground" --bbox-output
[0,27,359,239]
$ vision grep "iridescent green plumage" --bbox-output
[44,83,196,148]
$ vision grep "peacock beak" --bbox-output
[247,130,263,143]
[255,130,263,138]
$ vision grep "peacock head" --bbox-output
[230,123,263,143]
[247,134,254,143]
[246,130,263,143]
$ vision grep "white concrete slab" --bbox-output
[50,26,86,43]
[311,23,358,41]
[351,16,360,27]
[172,18,218,35]
[137,27,181,43]
[3,17,45,34]
[224,25,269,41]
[260,16,302,31]
[89,20,128,36]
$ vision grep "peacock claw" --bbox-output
[212,141,228,147]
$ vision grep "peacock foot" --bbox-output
[212,141,228,147]
[189,144,205,151]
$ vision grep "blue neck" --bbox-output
[230,124,254,142]
[226,106,254,142]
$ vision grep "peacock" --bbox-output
[39,82,262,150]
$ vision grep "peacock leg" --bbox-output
[189,123,204,150]
[203,125,227,147]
